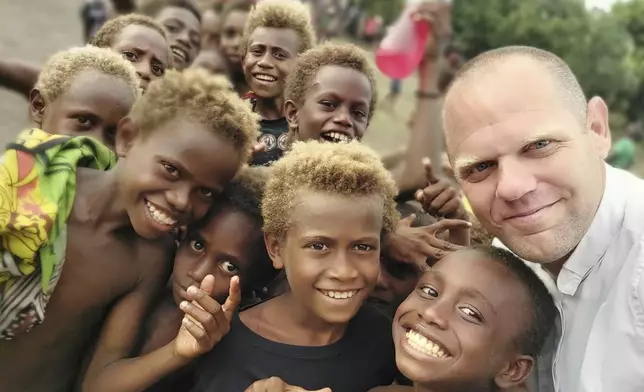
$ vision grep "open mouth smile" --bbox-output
[320,131,352,143]
[318,289,361,300]
[253,73,277,83]
[404,327,452,359]
[171,46,190,64]
[145,199,179,229]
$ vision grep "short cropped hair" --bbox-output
[450,46,587,120]
[262,140,399,239]
[128,68,259,158]
[89,14,167,48]
[471,245,557,356]
[138,0,202,21]
[285,42,378,122]
[36,45,141,104]
[240,0,316,58]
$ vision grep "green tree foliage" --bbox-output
[450,0,637,130]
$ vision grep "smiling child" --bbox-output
[138,0,203,69]
[372,245,557,392]
[0,68,258,392]
[241,0,317,166]
[193,140,400,392]
[82,167,275,392]
[284,42,377,145]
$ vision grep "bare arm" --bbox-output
[0,58,40,99]
[394,1,453,193]
[81,247,179,392]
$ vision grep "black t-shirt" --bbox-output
[192,304,397,392]
[250,117,289,167]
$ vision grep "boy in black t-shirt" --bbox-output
[193,140,400,392]
[371,246,557,392]
[241,0,317,166]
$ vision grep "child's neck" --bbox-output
[73,166,131,231]
[254,95,284,121]
[256,291,350,346]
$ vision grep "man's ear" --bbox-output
[284,100,299,134]
[115,117,139,158]
[586,96,611,159]
[264,233,284,270]
[494,355,534,390]
[29,88,45,125]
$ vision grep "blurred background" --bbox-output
[1,0,643,175]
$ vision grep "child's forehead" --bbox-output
[428,251,525,301]
[64,71,135,103]
[249,27,301,48]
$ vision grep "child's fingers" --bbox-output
[422,157,440,184]
[397,214,416,229]
[223,276,241,319]
[438,198,463,217]
[180,301,221,329]
[428,219,472,235]
[429,188,458,216]
[181,317,207,341]
[199,274,216,296]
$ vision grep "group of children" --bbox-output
[0,1,557,391]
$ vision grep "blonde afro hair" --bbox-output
[128,68,259,157]
[89,14,168,49]
[240,0,316,58]
[285,42,378,122]
[262,140,399,239]
[36,45,141,104]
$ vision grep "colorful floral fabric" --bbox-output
[0,129,115,339]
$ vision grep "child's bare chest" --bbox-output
[0,226,146,391]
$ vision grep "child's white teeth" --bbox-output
[405,329,450,359]
[321,290,358,299]
[146,202,177,226]
[325,132,350,143]
[255,74,276,82]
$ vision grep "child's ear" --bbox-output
[494,355,534,389]
[29,88,45,125]
[284,100,299,133]
[115,117,139,158]
[264,233,284,270]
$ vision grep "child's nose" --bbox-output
[419,301,450,330]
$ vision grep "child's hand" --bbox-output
[416,158,466,220]
[173,275,241,359]
[244,377,331,392]
[387,216,471,269]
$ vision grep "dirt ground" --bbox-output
[0,0,83,146]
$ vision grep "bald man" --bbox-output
[443,46,644,392]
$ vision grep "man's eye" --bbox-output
[200,188,214,198]
[533,140,552,150]
[474,162,491,172]
[189,240,204,253]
